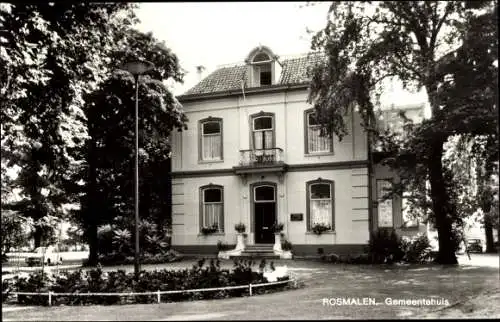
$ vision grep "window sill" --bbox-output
[304,152,334,157]
[198,160,224,164]
[197,233,225,237]
[306,231,336,235]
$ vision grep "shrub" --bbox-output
[217,240,232,252]
[311,223,331,235]
[234,223,246,233]
[401,234,433,263]
[8,258,291,305]
[369,229,404,264]
[271,223,284,233]
[281,240,293,251]
[97,250,181,266]
[2,279,13,303]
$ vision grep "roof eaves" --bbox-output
[177,82,310,103]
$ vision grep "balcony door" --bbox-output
[252,113,275,163]
[252,114,274,150]
[253,184,276,244]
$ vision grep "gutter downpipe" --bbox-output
[367,111,374,246]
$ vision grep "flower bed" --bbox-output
[93,250,183,267]
[2,259,293,306]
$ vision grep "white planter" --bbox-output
[218,233,246,259]
[235,233,245,251]
[273,233,282,252]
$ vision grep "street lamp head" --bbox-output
[122,59,154,76]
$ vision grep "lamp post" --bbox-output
[122,60,154,278]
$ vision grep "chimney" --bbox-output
[196,65,206,82]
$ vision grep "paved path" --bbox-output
[2,259,499,320]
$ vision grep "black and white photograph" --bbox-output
[1,1,498,320]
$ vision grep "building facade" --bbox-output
[171,46,424,256]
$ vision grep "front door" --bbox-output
[253,185,276,244]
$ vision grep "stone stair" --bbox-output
[231,244,279,259]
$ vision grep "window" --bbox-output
[307,180,334,230]
[252,53,272,86]
[305,110,333,154]
[377,179,393,228]
[253,53,270,62]
[200,185,224,232]
[199,118,222,161]
[402,191,419,228]
[259,63,272,85]
[254,185,275,202]
[252,114,274,150]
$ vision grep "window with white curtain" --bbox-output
[200,186,224,232]
[307,180,334,230]
[200,119,222,161]
[252,115,274,150]
[305,111,332,154]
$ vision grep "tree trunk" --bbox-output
[428,139,458,264]
[85,130,99,266]
[86,222,99,266]
[33,228,43,248]
[484,214,495,253]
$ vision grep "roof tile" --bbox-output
[184,54,322,96]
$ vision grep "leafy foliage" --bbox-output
[217,240,232,252]
[201,224,219,235]
[4,259,291,305]
[271,222,284,233]
[281,240,293,251]
[400,234,433,263]
[78,26,187,265]
[369,229,404,264]
[311,223,331,235]
[0,3,138,247]
[309,1,498,264]
[234,223,246,233]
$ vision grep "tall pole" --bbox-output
[134,75,140,278]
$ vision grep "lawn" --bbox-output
[3,258,499,320]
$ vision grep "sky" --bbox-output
[135,2,429,110]
[135,1,331,95]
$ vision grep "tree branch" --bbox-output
[430,3,453,50]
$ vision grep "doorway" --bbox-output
[252,184,277,244]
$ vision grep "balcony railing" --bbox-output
[238,148,284,167]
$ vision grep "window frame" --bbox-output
[254,185,276,203]
[304,109,334,155]
[306,179,335,232]
[199,184,224,233]
[250,112,275,150]
[198,117,223,162]
[376,178,394,228]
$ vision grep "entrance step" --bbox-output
[232,244,278,259]
[230,253,280,259]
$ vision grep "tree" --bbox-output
[0,3,136,247]
[79,29,187,265]
[308,1,498,263]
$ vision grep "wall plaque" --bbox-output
[290,213,303,221]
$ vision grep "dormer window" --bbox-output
[246,46,282,87]
[253,53,271,62]
[258,64,272,85]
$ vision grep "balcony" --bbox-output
[233,148,288,176]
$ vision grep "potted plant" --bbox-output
[311,223,332,235]
[234,223,246,233]
[234,223,246,251]
[272,222,284,252]
[271,222,284,233]
[201,223,218,235]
